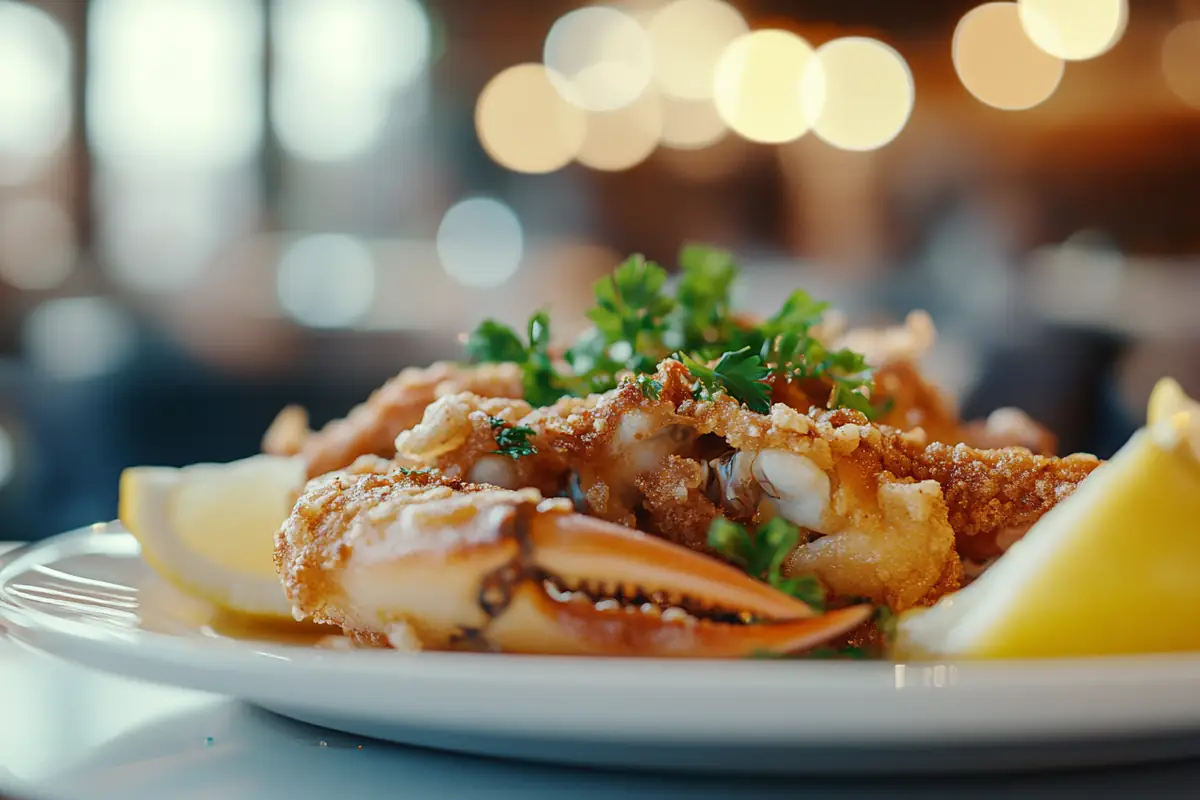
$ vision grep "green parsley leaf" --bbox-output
[673,243,738,351]
[488,416,538,460]
[521,311,572,408]
[464,319,528,364]
[678,348,772,414]
[635,374,663,400]
[774,574,827,612]
[395,466,435,477]
[586,254,675,357]
[764,289,829,338]
[707,517,826,610]
[462,243,881,420]
[463,314,572,407]
[874,605,898,646]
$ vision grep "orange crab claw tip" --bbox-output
[485,585,873,658]
[529,512,816,621]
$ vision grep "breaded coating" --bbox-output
[263,362,523,478]
[387,359,1098,609]
[276,464,551,644]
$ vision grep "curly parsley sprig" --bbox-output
[463,243,884,419]
[488,416,538,460]
[676,348,772,414]
[707,517,826,610]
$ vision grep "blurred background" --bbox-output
[0,0,1197,539]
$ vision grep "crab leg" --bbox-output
[473,509,870,658]
[486,583,871,658]
[277,470,870,657]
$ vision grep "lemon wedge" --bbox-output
[119,455,307,620]
[896,378,1200,660]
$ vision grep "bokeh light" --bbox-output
[0,1,70,170]
[576,91,663,171]
[476,64,588,174]
[1017,0,1127,62]
[646,0,748,100]
[1162,21,1200,109]
[714,29,819,144]
[658,95,728,150]
[953,2,1065,111]
[273,0,430,162]
[23,297,135,380]
[544,6,653,112]
[276,234,376,328]
[802,37,914,152]
[89,0,262,169]
[0,200,76,290]
[437,197,523,289]
[100,182,232,293]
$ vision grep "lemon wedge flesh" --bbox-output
[119,455,307,620]
[896,378,1200,660]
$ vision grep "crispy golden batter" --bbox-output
[263,362,523,478]
[390,359,1097,609]
[276,465,879,657]
[871,436,1100,561]
[275,464,549,640]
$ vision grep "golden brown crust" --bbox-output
[636,455,722,554]
[275,466,469,621]
[293,357,1098,613]
[875,440,1100,561]
[263,362,524,478]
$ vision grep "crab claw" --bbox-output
[282,473,873,658]
[480,511,872,658]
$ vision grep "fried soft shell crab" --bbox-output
[269,246,1100,658]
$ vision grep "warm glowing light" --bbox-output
[273,0,430,162]
[23,297,135,379]
[953,2,1064,111]
[476,64,587,174]
[100,182,231,293]
[0,1,70,170]
[1162,21,1200,109]
[576,91,662,171]
[276,234,376,328]
[0,423,12,491]
[658,96,728,149]
[0,200,75,290]
[714,29,819,144]
[89,0,262,168]
[1017,0,1127,61]
[544,6,652,111]
[437,197,523,288]
[646,0,748,100]
[801,38,914,152]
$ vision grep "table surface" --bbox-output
[3,544,1200,800]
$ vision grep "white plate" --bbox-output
[5,525,1200,776]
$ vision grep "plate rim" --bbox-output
[6,526,1200,748]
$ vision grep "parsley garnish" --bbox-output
[874,605,898,646]
[463,314,572,407]
[635,375,663,400]
[464,319,528,364]
[672,243,738,350]
[488,416,538,460]
[395,466,435,476]
[677,348,772,414]
[707,517,826,610]
[462,243,882,418]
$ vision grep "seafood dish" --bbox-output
[256,244,1123,659]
